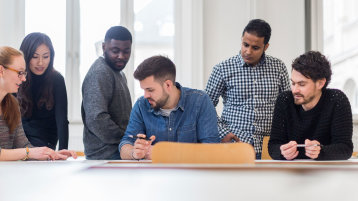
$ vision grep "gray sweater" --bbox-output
[0,116,33,154]
[81,57,132,159]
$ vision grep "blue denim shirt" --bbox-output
[119,83,220,151]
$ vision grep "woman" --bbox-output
[0,46,76,161]
[17,32,69,150]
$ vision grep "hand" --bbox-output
[28,147,57,160]
[221,133,240,143]
[144,145,154,160]
[280,141,299,160]
[132,134,156,160]
[304,139,321,159]
[54,150,78,160]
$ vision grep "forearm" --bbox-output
[85,117,126,143]
[0,148,27,161]
[268,144,285,160]
[57,123,69,150]
[120,144,134,160]
[317,143,353,160]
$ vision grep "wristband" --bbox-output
[22,147,29,161]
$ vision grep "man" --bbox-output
[205,19,290,159]
[268,51,353,160]
[82,26,132,159]
[119,56,220,160]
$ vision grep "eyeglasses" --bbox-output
[2,65,27,78]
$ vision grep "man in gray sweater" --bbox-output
[81,26,132,159]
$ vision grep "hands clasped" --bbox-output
[280,139,321,160]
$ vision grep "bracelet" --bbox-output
[22,147,29,161]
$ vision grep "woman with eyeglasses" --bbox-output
[17,32,69,151]
[0,46,76,160]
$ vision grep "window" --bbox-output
[323,0,358,114]
[79,0,122,83]
[25,0,66,76]
[133,0,175,100]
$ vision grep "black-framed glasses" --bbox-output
[2,65,27,78]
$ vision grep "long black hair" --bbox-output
[18,32,56,117]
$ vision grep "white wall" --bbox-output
[203,0,306,85]
[0,0,24,47]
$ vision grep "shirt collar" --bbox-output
[149,82,185,115]
[238,52,266,67]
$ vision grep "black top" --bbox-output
[268,89,353,160]
[22,72,69,150]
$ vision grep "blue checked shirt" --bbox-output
[205,53,290,154]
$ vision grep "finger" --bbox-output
[287,151,299,160]
[233,135,240,142]
[133,149,146,159]
[134,143,147,150]
[56,153,69,160]
[282,145,297,157]
[71,151,78,159]
[137,134,147,138]
[134,140,150,147]
[305,152,318,159]
[280,142,295,151]
[149,135,156,144]
[284,149,298,159]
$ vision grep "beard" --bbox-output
[293,93,315,105]
[104,51,127,71]
[148,92,169,110]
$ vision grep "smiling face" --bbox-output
[103,39,132,71]
[240,32,269,66]
[29,44,51,75]
[1,55,27,93]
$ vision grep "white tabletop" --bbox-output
[1,158,358,201]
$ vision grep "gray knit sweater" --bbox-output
[0,117,33,154]
[81,57,132,159]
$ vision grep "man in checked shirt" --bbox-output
[205,19,290,159]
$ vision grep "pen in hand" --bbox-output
[296,144,321,147]
[128,135,151,141]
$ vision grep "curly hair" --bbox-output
[292,51,332,89]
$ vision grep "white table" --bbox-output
[1,158,358,201]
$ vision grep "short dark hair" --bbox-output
[292,51,332,89]
[104,26,132,42]
[242,19,271,44]
[134,55,176,83]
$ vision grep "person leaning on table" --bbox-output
[0,46,77,161]
[268,51,353,160]
[119,55,220,160]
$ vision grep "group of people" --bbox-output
[0,18,353,161]
[0,34,76,160]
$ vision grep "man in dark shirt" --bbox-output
[268,51,353,160]
[82,26,132,160]
[119,56,220,160]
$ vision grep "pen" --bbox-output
[296,144,321,147]
[128,135,151,141]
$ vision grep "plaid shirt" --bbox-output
[205,53,290,154]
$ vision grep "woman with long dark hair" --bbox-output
[17,32,69,150]
[0,46,76,161]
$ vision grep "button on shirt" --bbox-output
[205,53,290,154]
[119,83,220,151]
